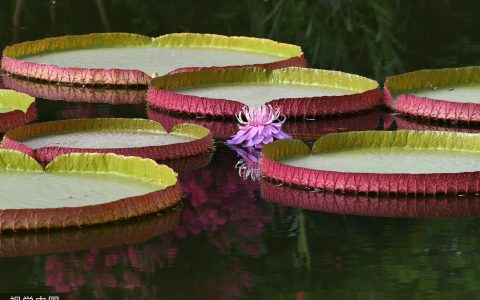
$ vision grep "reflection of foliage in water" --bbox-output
[249,205,480,299]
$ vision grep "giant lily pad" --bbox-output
[384,66,480,122]
[0,210,180,257]
[148,67,381,117]
[261,130,480,195]
[0,89,37,133]
[261,179,480,218]
[1,75,145,104]
[3,118,213,161]
[2,33,305,86]
[0,150,181,231]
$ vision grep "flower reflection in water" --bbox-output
[229,145,262,181]
[178,146,271,256]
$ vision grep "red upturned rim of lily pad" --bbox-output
[1,32,306,86]
[147,67,381,118]
[0,209,180,257]
[384,66,480,123]
[260,179,480,218]
[0,150,181,231]
[3,118,213,162]
[260,130,480,195]
[0,89,37,133]
[1,75,145,105]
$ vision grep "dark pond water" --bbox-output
[1,0,480,299]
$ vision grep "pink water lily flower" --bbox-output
[227,105,291,149]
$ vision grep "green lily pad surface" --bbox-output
[0,104,12,113]
[280,147,480,174]
[407,84,480,104]
[0,172,159,209]
[175,83,356,107]
[22,131,193,149]
[0,172,158,209]
[23,48,284,76]
[0,89,34,113]
[0,151,174,209]
[0,150,180,231]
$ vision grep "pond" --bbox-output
[1,0,480,299]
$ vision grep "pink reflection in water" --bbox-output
[43,147,271,299]
[177,147,271,256]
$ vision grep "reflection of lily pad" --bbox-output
[385,114,480,133]
[283,109,384,141]
[159,151,213,174]
[0,209,180,257]
[261,130,480,194]
[0,150,181,231]
[3,118,213,161]
[2,33,305,86]
[1,75,145,104]
[261,179,480,218]
[0,89,37,133]
[147,108,238,139]
[385,66,480,122]
[148,67,381,117]
[148,107,384,141]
